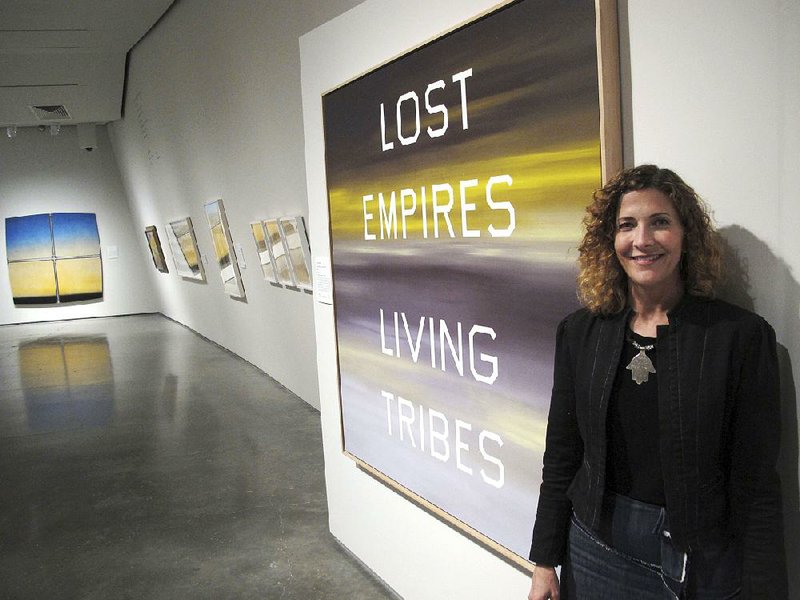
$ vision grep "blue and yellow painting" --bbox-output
[5,212,103,305]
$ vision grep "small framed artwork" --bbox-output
[204,199,245,298]
[144,226,169,273]
[250,221,280,285]
[263,218,295,286]
[278,216,312,291]
[167,217,205,281]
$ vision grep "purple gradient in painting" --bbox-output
[322,0,603,559]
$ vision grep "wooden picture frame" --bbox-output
[321,0,621,566]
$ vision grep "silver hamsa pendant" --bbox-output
[626,350,656,385]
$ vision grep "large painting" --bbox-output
[167,217,205,281]
[322,0,620,561]
[5,212,103,305]
[204,199,245,298]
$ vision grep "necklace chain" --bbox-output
[630,338,654,352]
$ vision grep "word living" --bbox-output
[382,390,505,489]
[380,309,498,385]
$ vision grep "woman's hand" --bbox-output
[528,564,559,600]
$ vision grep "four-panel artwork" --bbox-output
[6,213,103,305]
[4,205,312,307]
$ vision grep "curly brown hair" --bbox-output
[577,164,722,315]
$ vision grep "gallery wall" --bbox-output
[301,0,800,598]
[108,0,363,407]
[0,125,158,325]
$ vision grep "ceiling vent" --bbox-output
[29,105,72,120]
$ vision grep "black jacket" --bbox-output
[529,295,787,598]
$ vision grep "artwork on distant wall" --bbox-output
[279,217,312,291]
[322,0,620,562]
[263,219,295,287]
[5,212,103,305]
[250,221,280,285]
[166,217,205,281]
[204,199,245,298]
[144,226,169,273]
[250,217,313,291]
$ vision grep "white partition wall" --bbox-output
[301,0,800,598]
[301,2,551,598]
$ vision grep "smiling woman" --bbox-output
[528,165,787,600]
[613,188,685,314]
[576,166,721,317]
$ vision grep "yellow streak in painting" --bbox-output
[340,339,549,454]
[148,235,160,256]
[211,225,230,262]
[57,258,102,294]
[329,141,600,242]
[251,223,266,248]
[178,235,199,268]
[8,261,56,297]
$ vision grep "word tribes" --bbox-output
[380,309,498,385]
[381,391,505,489]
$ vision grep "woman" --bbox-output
[527,165,787,599]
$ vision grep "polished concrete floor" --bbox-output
[0,314,396,600]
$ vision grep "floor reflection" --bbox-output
[19,336,114,431]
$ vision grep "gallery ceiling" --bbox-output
[0,0,175,129]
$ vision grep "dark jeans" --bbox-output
[561,493,741,599]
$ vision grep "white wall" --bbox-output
[109,0,363,407]
[0,125,157,325]
[300,2,538,598]
[301,0,800,598]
